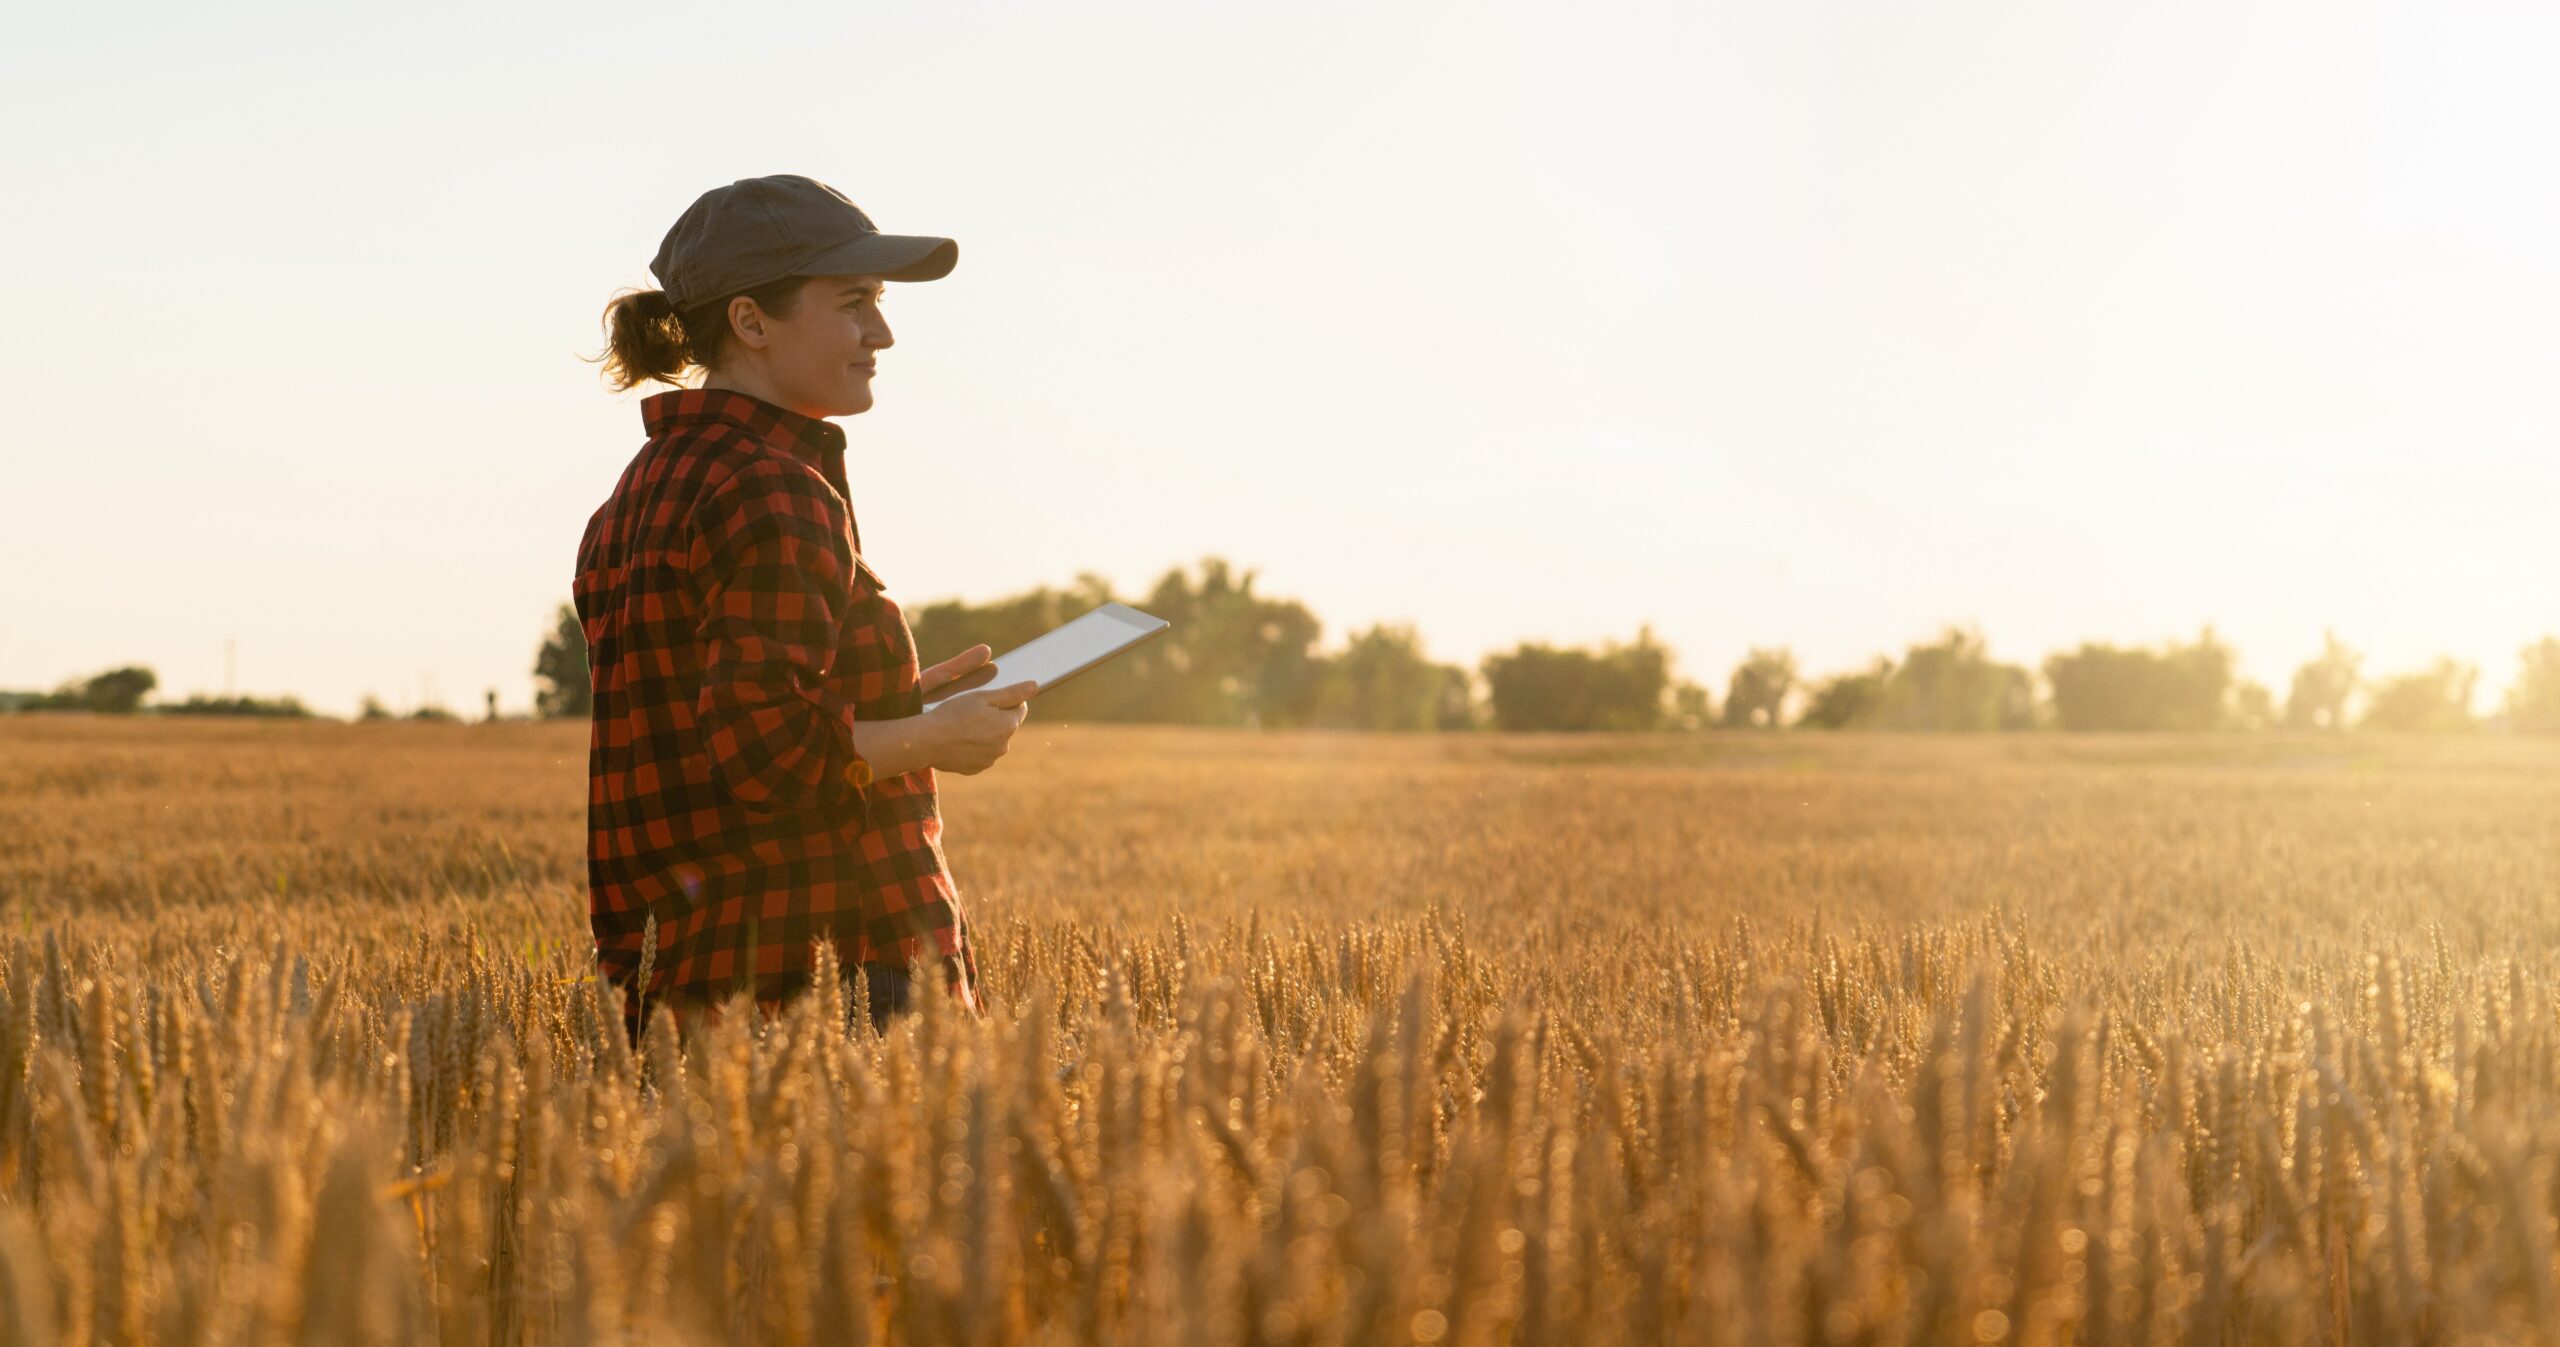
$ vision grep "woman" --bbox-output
[577,173,1035,1041]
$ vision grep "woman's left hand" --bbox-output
[920,644,994,695]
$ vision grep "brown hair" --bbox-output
[588,274,813,391]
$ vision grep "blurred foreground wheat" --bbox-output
[3,719,2559,1345]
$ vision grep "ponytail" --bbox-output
[587,275,815,392]
[592,288,694,391]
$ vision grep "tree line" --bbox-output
[15,555,2558,733]
[1725,628,2559,734]
[532,557,2560,735]
[0,667,314,718]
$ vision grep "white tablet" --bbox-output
[918,601,1171,712]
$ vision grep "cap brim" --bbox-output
[797,232,958,283]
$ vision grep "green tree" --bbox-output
[534,602,591,719]
[1720,647,1797,729]
[1118,559,1323,727]
[2360,657,2478,733]
[2508,637,2560,734]
[1480,626,1674,731]
[6,667,158,713]
[2042,627,2236,731]
[1670,681,1714,732]
[21,666,163,714]
[1308,623,1462,732]
[1863,627,2035,731]
[1796,658,1892,730]
[1432,666,1483,731]
[2284,631,2360,731]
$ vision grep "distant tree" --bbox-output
[1796,658,1893,730]
[4,666,158,714]
[534,602,591,719]
[2360,657,2478,733]
[1481,626,1674,731]
[2229,680,2278,732]
[1481,643,1591,732]
[409,704,463,723]
[1611,627,1676,729]
[2043,628,2236,731]
[5,666,159,713]
[1133,559,1325,727]
[1308,623,1457,732]
[359,695,394,721]
[1669,681,1714,732]
[2509,638,2560,734]
[69,666,158,714]
[2285,631,2361,731]
[1432,666,1483,731]
[1720,647,1796,729]
[1861,627,2035,731]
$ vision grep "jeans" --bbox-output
[854,960,913,1032]
[640,958,917,1042]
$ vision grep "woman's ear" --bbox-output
[726,295,771,351]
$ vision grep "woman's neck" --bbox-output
[699,366,791,409]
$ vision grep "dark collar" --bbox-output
[639,386,848,469]
[639,386,861,549]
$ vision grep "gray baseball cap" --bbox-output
[649,173,957,310]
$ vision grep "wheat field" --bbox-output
[2,718,2558,1345]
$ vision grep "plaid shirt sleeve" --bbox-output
[689,463,875,818]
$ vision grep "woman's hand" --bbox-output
[920,643,993,695]
[918,643,1032,774]
[928,680,1037,775]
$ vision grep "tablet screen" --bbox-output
[918,602,1171,712]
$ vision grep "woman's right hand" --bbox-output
[928,681,1038,775]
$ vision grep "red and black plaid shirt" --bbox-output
[575,386,979,1029]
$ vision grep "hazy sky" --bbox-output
[5,0,2555,717]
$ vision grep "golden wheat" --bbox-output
[1,718,2557,1344]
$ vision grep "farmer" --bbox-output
[575,173,1034,1042]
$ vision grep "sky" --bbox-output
[4,0,2556,718]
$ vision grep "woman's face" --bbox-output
[746,274,894,417]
